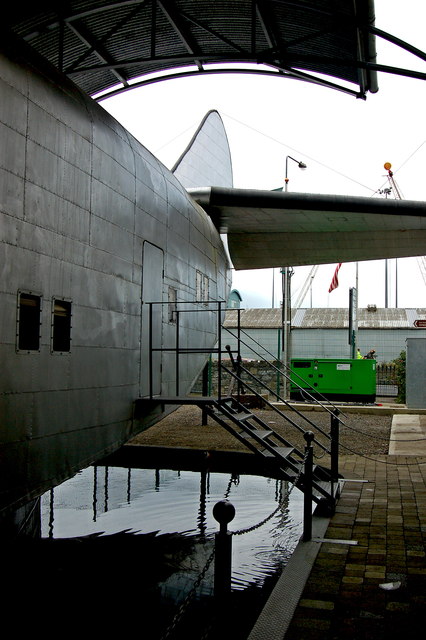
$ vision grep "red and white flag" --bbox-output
[328,263,342,293]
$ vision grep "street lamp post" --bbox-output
[282,156,307,397]
[285,155,307,192]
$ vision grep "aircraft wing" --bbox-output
[190,187,426,269]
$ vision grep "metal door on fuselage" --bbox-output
[140,242,164,397]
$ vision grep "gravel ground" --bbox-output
[130,402,393,463]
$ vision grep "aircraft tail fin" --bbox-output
[172,110,233,188]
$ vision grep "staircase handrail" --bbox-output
[223,325,347,419]
[220,363,330,455]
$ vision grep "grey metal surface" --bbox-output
[191,187,426,269]
[0,38,231,514]
[3,1,378,100]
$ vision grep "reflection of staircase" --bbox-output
[135,389,339,514]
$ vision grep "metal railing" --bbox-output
[376,362,398,397]
[146,299,225,398]
[144,301,341,514]
[145,301,343,455]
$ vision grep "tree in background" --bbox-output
[394,350,406,404]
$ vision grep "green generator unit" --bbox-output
[290,358,376,403]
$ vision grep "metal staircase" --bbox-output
[136,301,343,515]
[202,395,337,510]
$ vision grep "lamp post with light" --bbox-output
[285,155,307,192]
[282,156,307,397]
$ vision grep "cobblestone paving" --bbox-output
[286,454,426,640]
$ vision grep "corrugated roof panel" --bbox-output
[223,308,282,328]
[224,308,426,329]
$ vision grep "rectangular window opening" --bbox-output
[203,275,209,306]
[52,299,72,352]
[168,287,177,323]
[18,293,41,351]
[196,270,209,305]
[196,270,203,302]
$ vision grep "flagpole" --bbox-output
[385,259,388,308]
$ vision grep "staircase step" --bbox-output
[240,429,273,441]
[262,446,294,460]
[216,410,253,423]
[146,393,335,506]
[231,411,253,421]
[313,479,340,500]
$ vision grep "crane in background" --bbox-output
[381,162,426,304]
[417,257,426,289]
[293,265,319,309]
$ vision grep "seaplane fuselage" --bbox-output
[0,43,231,515]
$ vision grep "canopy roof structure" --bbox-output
[3,0,383,100]
[4,2,426,273]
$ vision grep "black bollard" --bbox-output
[213,500,235,601]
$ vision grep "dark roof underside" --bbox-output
[3,1,378,100]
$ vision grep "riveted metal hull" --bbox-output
[0,43,231,514]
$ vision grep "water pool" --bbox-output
[40,465,304,638]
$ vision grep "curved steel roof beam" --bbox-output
[65,19,130,87]
[369,25,426,63]
[157,0,203,71]
[95,66,363,101]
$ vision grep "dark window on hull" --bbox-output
[18,293,41,351]
[52,299,72,352]
[168,287,177,323]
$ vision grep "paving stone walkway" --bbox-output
[285,454,426,639]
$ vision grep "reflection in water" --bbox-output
[31,466,303,639]
[198,471,208,536]
[2,465,304,639]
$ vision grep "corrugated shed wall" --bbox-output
[221,308,426,362]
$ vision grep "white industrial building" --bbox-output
[222,307,426,364]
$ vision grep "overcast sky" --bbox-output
[101,0,426,310]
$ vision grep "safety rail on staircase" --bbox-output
[222,317,349,419]
[146,299,227,400]
[140,301,343,513]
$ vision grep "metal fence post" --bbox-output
[330,409,340,484]
[303,431,314,542]
[201,362,209,425]
[148,302,153,398]
[217,302,222,402]
[175,309,180,396]
[213,500,235,601]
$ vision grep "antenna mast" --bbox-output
[379,162,404,307]
[383,162,403,199]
